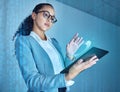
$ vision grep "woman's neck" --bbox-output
[33,29,47,41]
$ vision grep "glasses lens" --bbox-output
[43,11,50,19]
[39,11,57,23]
[51,16,57,23]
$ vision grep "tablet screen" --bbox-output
[61,47,109,73]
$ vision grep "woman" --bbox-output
[14,3,98,92]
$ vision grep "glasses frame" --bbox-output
[36,10,57,23]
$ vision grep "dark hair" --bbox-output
[13,3,54,40]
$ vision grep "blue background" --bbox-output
[0,0,120,92]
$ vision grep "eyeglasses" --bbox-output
[37,10,57,23]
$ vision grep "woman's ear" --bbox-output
[32,12,36,20]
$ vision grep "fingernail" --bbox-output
[93,62,96,64]
[76,33,79,36]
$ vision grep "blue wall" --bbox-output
[0,0,120,92]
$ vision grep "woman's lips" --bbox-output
[44,23,50,27]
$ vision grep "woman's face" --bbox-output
[32,5,56,32]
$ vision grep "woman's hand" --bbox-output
[65,55,99,81]
[66,33,83,60]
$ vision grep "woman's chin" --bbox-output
[42,27,50,32]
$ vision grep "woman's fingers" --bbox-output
[66,56,99,80]
[90,55,99,63]
[90,55,97,60]
[76,59,83,64]
[83,55,99,69]
[73,33,79,42]
[69,33,79,43]
[75,37,83,45]
[69,33,84,48]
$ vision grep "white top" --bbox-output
[30,31,74,89]
[30,31,64,74]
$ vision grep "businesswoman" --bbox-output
[14,3,98,92]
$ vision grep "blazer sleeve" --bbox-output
[15,36,66,92]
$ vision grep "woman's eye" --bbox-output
[44,12,49,18]
[51,17,55,21]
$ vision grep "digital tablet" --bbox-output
[61,47,109,73]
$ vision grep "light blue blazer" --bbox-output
[15,35,72,92]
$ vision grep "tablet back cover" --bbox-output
[61,47,109,73]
